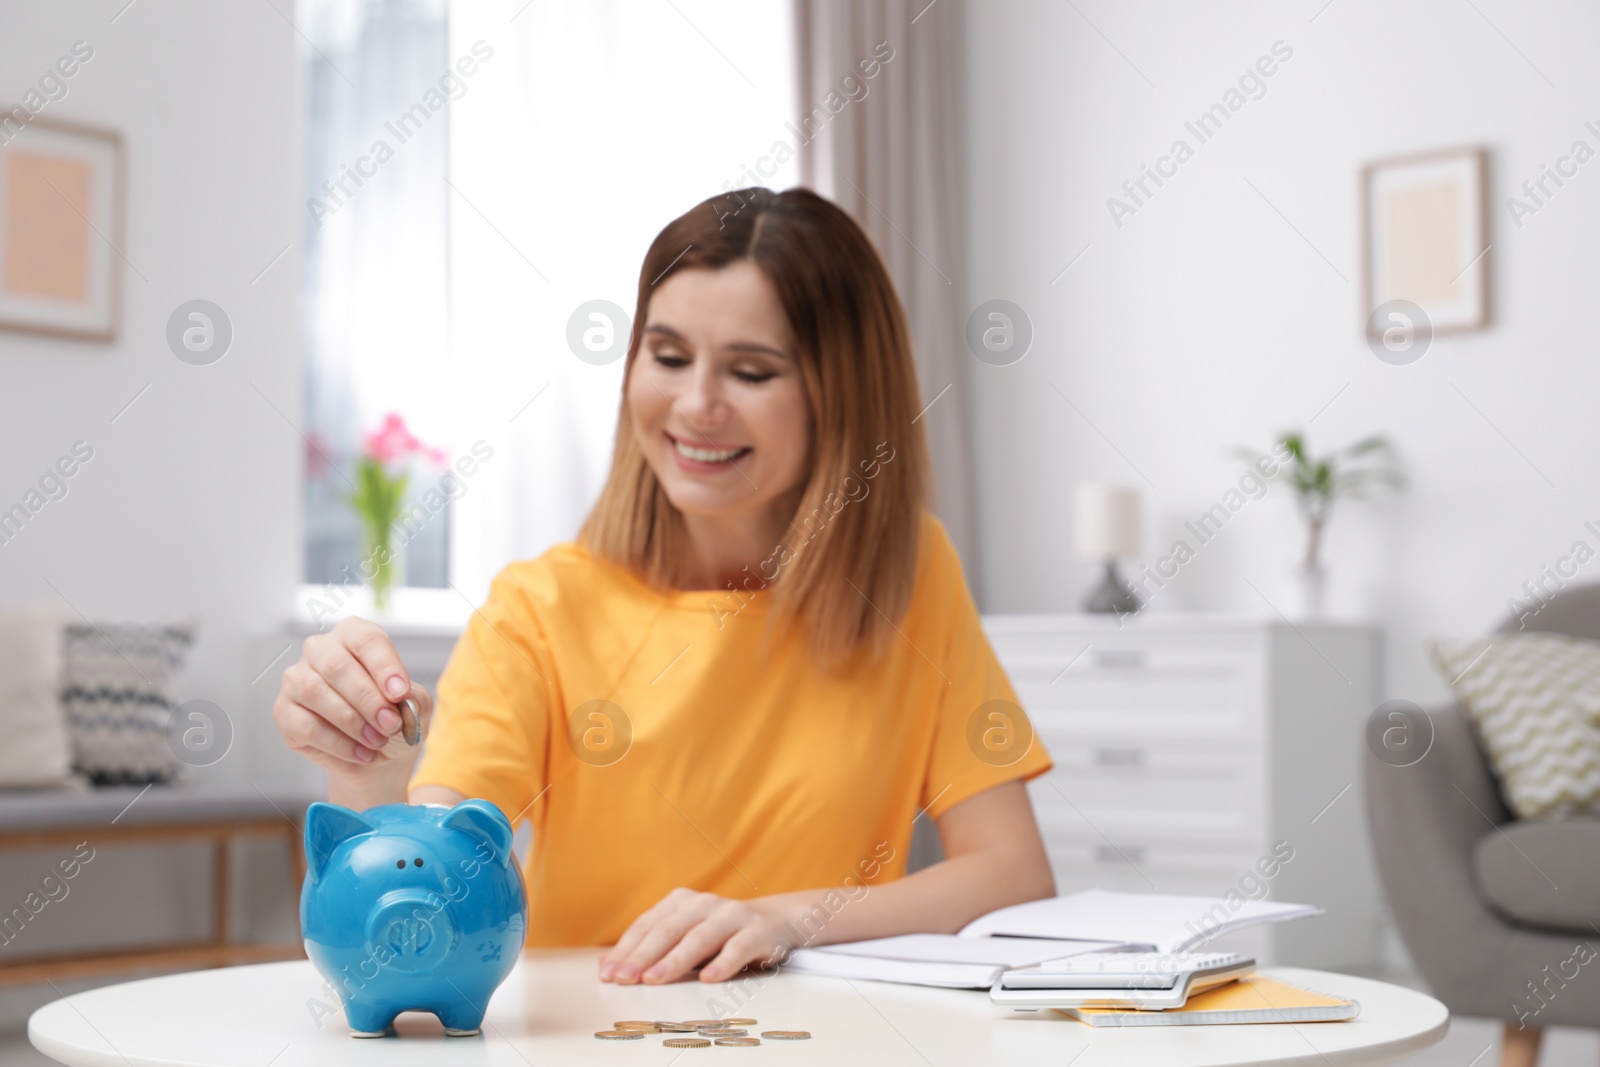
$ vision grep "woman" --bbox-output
[273,186,1056,987]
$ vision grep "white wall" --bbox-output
[962,0,1600,709]
[0,0,299,1018]
[0,0,299,777]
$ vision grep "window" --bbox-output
[299,0,796,626]
[300,0,453,600]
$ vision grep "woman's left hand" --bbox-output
[599,887,792,984]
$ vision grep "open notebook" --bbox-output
[781,889,1322,989]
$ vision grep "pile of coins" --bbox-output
[594,1018,812,1047]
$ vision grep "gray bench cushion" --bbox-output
[1474,817,1600,931]
[0,783,320,832]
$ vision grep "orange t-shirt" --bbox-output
[409,512,1052,945]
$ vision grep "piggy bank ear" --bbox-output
[442,799,515,867]
[303,802,376,883]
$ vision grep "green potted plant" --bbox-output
[1237,431,1402,616]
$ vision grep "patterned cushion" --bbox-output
[62,622,194,786]
[1432,633,1600,819]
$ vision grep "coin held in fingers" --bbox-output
[398,696,422,746]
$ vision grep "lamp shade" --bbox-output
[1073,483,1142,560]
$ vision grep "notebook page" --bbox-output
[810,934,1124,967]
[959,889,1322,952]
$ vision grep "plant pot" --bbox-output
[1294,565,1329,619]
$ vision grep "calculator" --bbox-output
[989,950,1256,1010]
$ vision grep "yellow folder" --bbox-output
[1059,976,1360,1027]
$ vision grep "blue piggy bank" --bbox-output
[300,799,527,1037]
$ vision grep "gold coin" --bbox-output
[594,1030,644,1040]
[614,1024,660,1034]
[715,1037,761,1047]
[699,1028,747,1037]
[722,1018,757,1025]
[663,1037,712,1048]
[681,1019,724,1027]
[398,697,422,746]
[654,1022,698,1032]
[762,1030,811,1040]
[614,1020,658,1028]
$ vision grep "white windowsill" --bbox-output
[292,583,472,638]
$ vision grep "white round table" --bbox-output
[30,950,1447,1066]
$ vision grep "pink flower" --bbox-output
[363,413,447,467]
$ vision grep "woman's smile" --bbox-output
[665,431,752,471]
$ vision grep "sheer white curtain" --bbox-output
[445,0,797,603]
[793,0,979,581]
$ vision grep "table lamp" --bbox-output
[1073,483,1143,615]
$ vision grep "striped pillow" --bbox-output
[62,622,194,785]
[1432,633,1600,819]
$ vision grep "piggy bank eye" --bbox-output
[395,860,405,869]
[413,858,424,867]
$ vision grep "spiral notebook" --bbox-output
[1060,976,1359,1027]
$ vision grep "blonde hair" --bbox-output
[579,187,931,671]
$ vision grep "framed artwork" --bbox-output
[0,119,123,341]
[1362,146,1488,337]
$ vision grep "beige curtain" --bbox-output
[793,0,981,593]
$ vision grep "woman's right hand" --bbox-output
[272,617,434,806]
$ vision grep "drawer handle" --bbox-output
[1093,747,1146,767]
[1093,649,1146,670]
[1094,844,1147,864]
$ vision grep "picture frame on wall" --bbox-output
[0,118,124,342]
[1362,146,1488,337]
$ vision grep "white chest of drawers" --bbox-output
[981,614,1381,969]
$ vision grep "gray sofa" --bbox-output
[1365,586,1600,1064]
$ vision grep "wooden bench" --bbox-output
[0,783,316,985]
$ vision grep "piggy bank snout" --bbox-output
[366,892,456,974]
